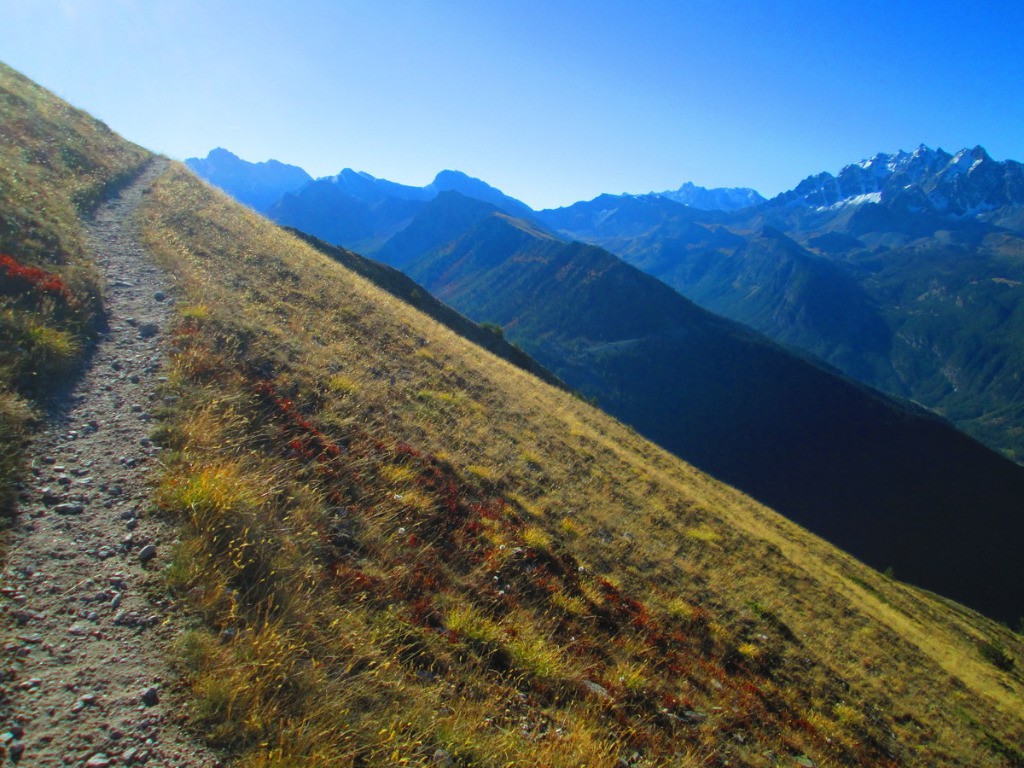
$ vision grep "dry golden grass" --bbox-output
[0,61,148,511]
[137,164,1024,767]
[0,389,33,511]
[0,62,148,264]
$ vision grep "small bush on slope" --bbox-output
[140,164,1024,767]
[0,61,148,511]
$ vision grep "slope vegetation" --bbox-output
[3,62,1024,767]
[0,61,148,509]
[131,163,1024,766]
[282,227,562,389]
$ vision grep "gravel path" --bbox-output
[0,159,220,767]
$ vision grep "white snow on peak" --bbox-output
[886,151,911,173]
[853,191,882,204]
[853,149,916,178]
[944,149,976,177]
[816,191,882,211]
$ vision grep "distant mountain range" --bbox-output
[657,181,765,210]
[539,145,1024,460]
[770,144,1024,216]
[186,146,1024,621]
[186,146,1024,462]
[265,163,533,254]
[184,147,311,211]
[186,148,753,216]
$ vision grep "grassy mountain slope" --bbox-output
[141,164,1024,767]
[0,61,149,509]
[283,227,564,389]
[377,192,1024,625]
[3,62,1024,767]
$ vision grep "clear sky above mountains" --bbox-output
[2,0,1021,209]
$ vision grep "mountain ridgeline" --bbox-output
[183,147,311,211]
[768,144,1024,214]
[186,149,539,255]
[657,181,765,210]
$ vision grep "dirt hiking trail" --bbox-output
[1,159,220,767]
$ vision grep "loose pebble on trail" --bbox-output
[0,158,220,767]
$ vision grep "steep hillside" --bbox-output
[0,61,149,509]
[283,227,564,389]
[378,192,1024,624]
[4,62,1024,767]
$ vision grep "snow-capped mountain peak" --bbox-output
[655,181,765,211]
[945,146,990,177]
[772,145,1024,216]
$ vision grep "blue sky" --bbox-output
[2,0,1022,209]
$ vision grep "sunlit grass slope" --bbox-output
[141,164,1024,767]
[0,61,148,510]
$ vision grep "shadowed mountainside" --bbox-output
[379,191,1024,624]
[538,148,1024,461]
